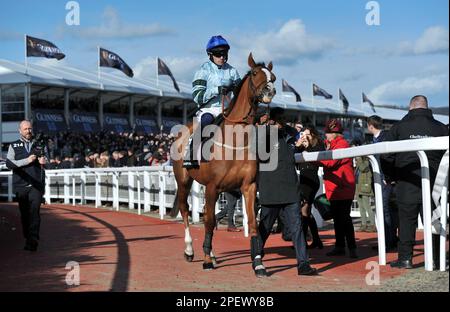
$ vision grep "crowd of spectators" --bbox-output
[40,131,175,169]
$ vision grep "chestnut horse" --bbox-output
[172,53,276,277]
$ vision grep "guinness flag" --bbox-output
[362,92,376,112]
[158,58,180,92]
[339,89,349,114]
[99,48,134,78]
[282,79,301,102]
[26,35,65,60]
[313,83,333,99]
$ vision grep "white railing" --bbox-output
[1,136,448,271]
[296,136,449,271]
[0,166,245,227]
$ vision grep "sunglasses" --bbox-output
[210,50,228,58]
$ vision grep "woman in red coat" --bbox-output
[319,119,358,258]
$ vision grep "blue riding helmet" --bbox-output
[206,35,230,53]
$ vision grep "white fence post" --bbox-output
[80,171,86,205]
[72,174,76,206]
[128,172,135,210]
[417,151,434,271]
[367,155,386,266]
[144,170,151,212]
[136,172,142,215]
[113,172,120,211]
[95,173,101,208]
[439,175,448,271]
[64,172,70,204]
[191,181,201,223]
[44,174,51,204]
[159,172,166,219]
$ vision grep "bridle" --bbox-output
[222,66,274,125]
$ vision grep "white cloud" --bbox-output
[0,31,23,40]
[413,26,449,55]
[62,6,174,39]
[234,19,334,66]
[390,26,448,56]
[343,26,449,57]
[368,74,449,104]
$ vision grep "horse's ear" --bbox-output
[267,61,273,71]
[248,53,257,68]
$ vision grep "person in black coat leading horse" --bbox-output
[256,107,318,276]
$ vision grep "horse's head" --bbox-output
[247,53,276,104]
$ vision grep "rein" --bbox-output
[221,72,264,125]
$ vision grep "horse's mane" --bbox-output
[224,62,266,115]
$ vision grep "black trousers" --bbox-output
[216,190,240,227]
[330,199,357,249]
[16,186,43,241]
[258,202,309,267]
[397,201,440,261]
[382,183,399,248]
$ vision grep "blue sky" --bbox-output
[0,0,448,108]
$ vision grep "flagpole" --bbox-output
[156,57,159,87]
[361,90,364,112]
[24,34,28,74]
[312,83,316,127]
[97,46,101,82]
[337,87,340,114]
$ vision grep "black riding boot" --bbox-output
[183,135,199,169]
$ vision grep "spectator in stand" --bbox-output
[149,151,164,166]
[110,151,122,167]
[319,119,358,259]
[352,139,376,233]
[96,152,109,168]
[73,153,85,168]
[295,125,325,249]
[127,148,137,167]
[59,156,72,169]
[118,150,128,167]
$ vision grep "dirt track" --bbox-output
[0,203,447,292]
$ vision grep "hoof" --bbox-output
[254,268,268,278]
[184,252,194,262]
[203,262,215,271]
[211,257,217,266]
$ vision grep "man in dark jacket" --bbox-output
[256,107,317,276]
[381,95,448,269]
[6,120,47,252]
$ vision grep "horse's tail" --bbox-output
[169,191,179,218]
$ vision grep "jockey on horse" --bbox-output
[183,35,241,168]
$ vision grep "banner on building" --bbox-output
[135,117,158,134]
[103,114,131,133]
[33,109,67,133]
[70,112,101,133]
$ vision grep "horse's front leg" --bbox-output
[242,182,267,277]
[202,185,219,270]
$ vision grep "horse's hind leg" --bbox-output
[178,178,194,262]
[202,185,219,270]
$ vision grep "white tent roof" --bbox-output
[0,59,448,124]
[0,59,191,99]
